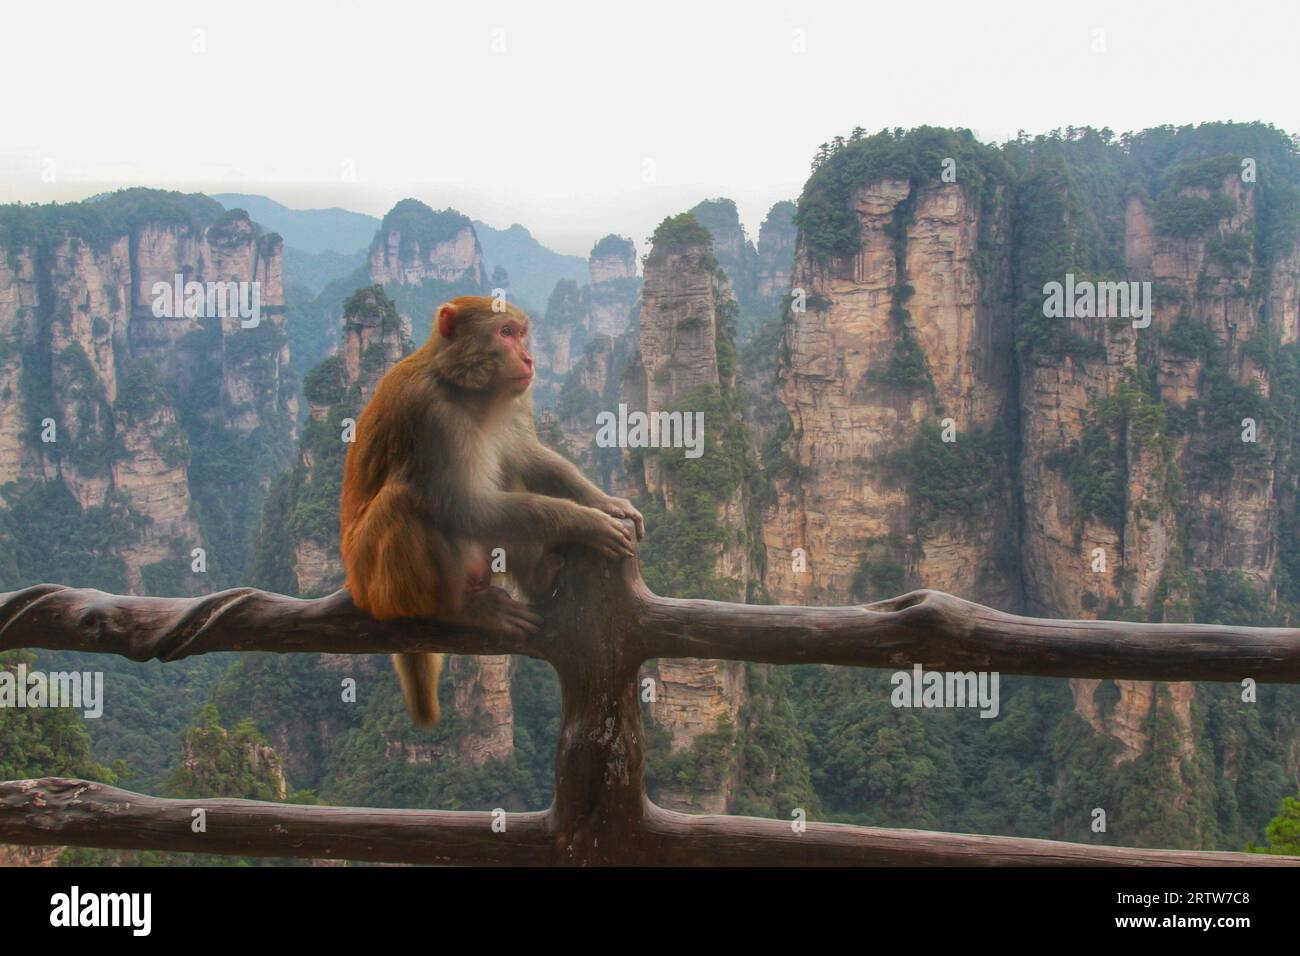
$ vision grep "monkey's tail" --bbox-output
[393,652,444,726]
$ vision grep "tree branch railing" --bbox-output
[2,527,1299,865]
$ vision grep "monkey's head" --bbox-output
[429,295,535,396]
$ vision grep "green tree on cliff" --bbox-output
[166,704,294,802]
[0,650,120,783]
[1250,792,1300,855]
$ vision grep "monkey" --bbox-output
[340,294,644,726]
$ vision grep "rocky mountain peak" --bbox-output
[368,199,485,288]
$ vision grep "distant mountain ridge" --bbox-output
[210,193,590,313]
[212,193,378,255]
[472,220,590,311]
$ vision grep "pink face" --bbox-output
[496,315,534,393]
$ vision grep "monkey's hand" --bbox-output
[577,506,638,560]
[458,586,542,639]
[594,495,645,541]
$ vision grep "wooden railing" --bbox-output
[2,526,1299,865]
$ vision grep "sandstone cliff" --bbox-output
[756,200,797,306]
[534,236,642,494]
[533,235,640,393]
[764,173,1020,611]
[533,278,590,386]
[630,212,755,812]
[762,124,1300,847]
[369,199,485,289]
[686,199,758,311]
[1014,152,1295,800]
[588,234,640,336]
[0,189,297,594]
[534,207,797,814]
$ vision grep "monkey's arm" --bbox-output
[517,443,605,503]
[516,444,645,540]
[456,489,636,560]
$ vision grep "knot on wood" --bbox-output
[77,606,109,643]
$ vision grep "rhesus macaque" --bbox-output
[340,295,644,726]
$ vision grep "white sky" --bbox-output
[2,0,1297,257]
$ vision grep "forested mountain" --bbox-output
[766,122,1300,848]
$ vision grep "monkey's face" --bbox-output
[432,297,535,396]
[491,312,534,395]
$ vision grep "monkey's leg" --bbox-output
[383,524,454,725]
[344,483,461,619]
[343,482,467,726]
[345,485,543,726]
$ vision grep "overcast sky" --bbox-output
[2,0,1297,257]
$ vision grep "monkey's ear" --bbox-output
[437,303,460,339]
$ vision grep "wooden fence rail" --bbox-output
[2,526,1299,866]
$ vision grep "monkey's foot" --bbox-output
[459,586,541,639]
